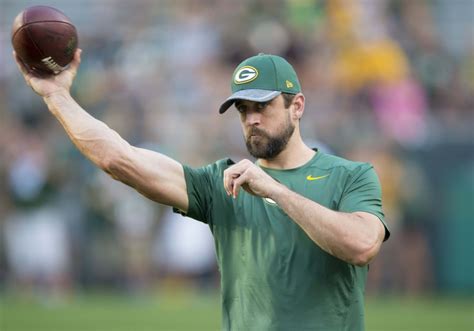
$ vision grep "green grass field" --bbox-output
[1,289,473,331]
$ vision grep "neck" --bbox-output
[258,131,315,169]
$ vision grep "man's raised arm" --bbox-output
[14,49,188,212]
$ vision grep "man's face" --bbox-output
[235,95,295,159]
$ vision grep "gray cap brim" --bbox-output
[219,89,281,114]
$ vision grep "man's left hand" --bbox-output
[223,159,282,199]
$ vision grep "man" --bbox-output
[15,50,389,330]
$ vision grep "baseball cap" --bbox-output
[218,53,301,114]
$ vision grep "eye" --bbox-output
[256,102,268,111]
[236,103,247,113]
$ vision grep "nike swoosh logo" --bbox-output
[306,174,329,181]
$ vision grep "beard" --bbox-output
[245,116,295,159]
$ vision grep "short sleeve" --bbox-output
[338,164,390,241]
[173,159,232,224]
[173,164,214,224]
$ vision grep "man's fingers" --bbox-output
[223,162,243,196]
[225,173,240,197]
[231,171,249,198]
[13,52,31,79]
[67,48,82,76]
[223,159,254,198]
[223,170,231,196]
[232,177,241,199]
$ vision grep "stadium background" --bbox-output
[0,0,473,330]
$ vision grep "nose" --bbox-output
[245,110,261,126]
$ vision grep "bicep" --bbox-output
[108,146,189,212]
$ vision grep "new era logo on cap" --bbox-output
[218,53,302,113]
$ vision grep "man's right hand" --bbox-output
[14,48,82,98]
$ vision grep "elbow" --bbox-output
[348,214,385,267]
[100,153,117,175]
[352,252,374,267]
[350,237,382,267]
[101,149,130,181]
[97,138,137,179]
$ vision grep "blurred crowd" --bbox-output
[0,0,473,302]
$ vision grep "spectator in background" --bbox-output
[153,209,217,290]
[3,129,72,302]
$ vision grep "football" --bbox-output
[11,5,78,75]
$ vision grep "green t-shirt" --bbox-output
[178,150,389,331]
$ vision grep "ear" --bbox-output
[292,93,305,120]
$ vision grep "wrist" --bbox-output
[43,89,70,101]
[43,90,72,107]
[43,90,74,117]
[268,181,288,203]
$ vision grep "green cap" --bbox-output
[219,53,301,113]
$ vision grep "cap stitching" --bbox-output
[268,56,280,92]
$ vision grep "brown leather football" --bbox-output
[11,5,78,75]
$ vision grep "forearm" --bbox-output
[270,184,382,266]
[42,91,188,209]
[43,91,131,172]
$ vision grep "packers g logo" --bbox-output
[234,66,258,84]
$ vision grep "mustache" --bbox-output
[247,127,269,137]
